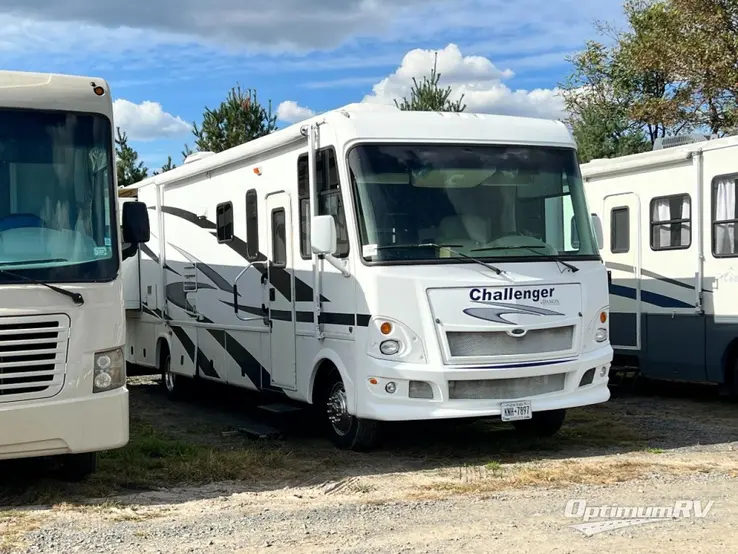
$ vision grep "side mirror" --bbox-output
[122,201,150,244]
[591,213,604,250]
[311,215,337,255]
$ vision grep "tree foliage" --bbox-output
[395,52,466,112]
[561,0,738,161]
[153,156,176,176]
[183,83,278,156]
[115,127,148,187]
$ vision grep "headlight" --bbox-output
[380,340,401,355]
[93,347,126,393]
[595,328,608,342]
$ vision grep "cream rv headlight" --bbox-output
[93,347,126,393]
[595,328,608,342]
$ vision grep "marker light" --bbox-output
[600,311,607,324]
[91,83,106,96]
[380,321,393,335]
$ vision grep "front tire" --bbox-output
[60,452,98,482]
[323,376,380,451]
[511,408,566,437]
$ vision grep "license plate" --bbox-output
[500,400,532,421]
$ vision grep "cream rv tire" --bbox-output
[511,408,566,437]
[60,452,98,482]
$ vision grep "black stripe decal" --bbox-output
[139,242,181,276]
[168,243,235,294]
[197,315,284,393]
[157,205,216,229]
[220,300,370,326]
[139,304,219,379]
[159,204,326,303]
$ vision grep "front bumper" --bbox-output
[356,347,612,421]
[0,387,129,460]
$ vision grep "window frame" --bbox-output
[711,172,738,259]
[245,189,259,261]
[649,193,692,251]
[270,207,287,267]
[610,206,630,254]
[216,201,234,243]
[297,147,350,260]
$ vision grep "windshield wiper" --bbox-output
[374,243,505,275]
[471,245,579,273]
[0,269,84,305]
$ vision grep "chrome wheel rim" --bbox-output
[326,382,351,436]
[164,356,175,392]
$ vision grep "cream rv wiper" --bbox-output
[374,243,505,275]
[471,245,579,272]
[0,268,84,305]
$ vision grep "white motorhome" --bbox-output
[121,103,612,450]
[581,134,738,390]
[0,70,150,479]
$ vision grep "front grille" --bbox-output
[0,315,69,402]
[446,326,574,358]
[448,373,566,400]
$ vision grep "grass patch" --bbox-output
[0,510,39,553]
[645,447,665,454]
[0,417,297,507]
[415,457,732,498]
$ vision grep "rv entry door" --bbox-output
[603,192,642,351]
[265,191,298,390]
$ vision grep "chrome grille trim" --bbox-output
[448,373,567,400]
[446,326,575,359]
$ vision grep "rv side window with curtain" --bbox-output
[271,208,287,266]
[297,149,350,259]
[216,201,233,243]
[650,194,691,250]
[245,189,259,260]
[712,174,738,257]
[610,207,629,253]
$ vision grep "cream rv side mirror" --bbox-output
[311,215,337,255]
[591,213,604,250]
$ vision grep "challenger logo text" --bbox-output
[464,287,564,325]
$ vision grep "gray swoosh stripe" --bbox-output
[605,262,705,292]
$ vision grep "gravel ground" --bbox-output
[3,376,738,553]
[15,472,738,553]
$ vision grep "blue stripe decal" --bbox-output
[609,283,693,309]
[452,359,574,370]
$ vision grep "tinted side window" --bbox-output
[216,202,233,243]
[610,207,629,253]
[245,189,259,260]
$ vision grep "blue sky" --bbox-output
[0,0,625,170]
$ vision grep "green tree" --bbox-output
[115,127,148,187]
[394,52,466,112]
[623,0,738,135]
[182,83,278,156]
[153,156,176,175]
[559,2,695,162]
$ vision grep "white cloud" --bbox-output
[362,43,567,120]
[276,100,316,124]
[113,99,190,141]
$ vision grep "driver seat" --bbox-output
[436,215,489,248]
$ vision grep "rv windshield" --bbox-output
[0,108,117,283]
[347,144,599,264]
